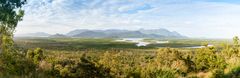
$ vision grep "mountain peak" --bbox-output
[15,28,186,38]
[49,33,68,38]
[67,28,186,38]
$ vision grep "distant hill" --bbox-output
[138,28,186,38]
[15,32,50,37]
[108,31,147,38]
[68,29,186,38]
[49,33,68,38]
[15,28,186,38]
[67,29,89,36]
[72,31,107,38]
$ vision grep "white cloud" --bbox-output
[15,0,240,38]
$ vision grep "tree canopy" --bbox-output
[0,0,26,52]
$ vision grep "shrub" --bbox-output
[224,66,240,78]
[50,54,112,78]
[194,47,226,71]
[0,52,36,76]
[155,48,189,74]
[155,48,182,66]
[26,48,44,64]
[209,69,224,78]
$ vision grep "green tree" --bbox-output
[233,36,239,47]
[0,0,26,52]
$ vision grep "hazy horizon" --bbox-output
[16,0,240,38]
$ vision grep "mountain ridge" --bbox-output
[68,28,186,38]
[15,28,187,38]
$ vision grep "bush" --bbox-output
[26,48,44,64]
[155,48,189,74]
[224,66,240,78]
[194,47,226,71]
[155,69,176,78]
[209,69,224,78]
[0,52,36,77]
[49,54,112,78]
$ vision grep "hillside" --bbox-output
[68,28,186,38]
[15,28,186,38]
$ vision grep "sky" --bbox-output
[15,0,240,38]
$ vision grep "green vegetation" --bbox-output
[2,0,240,78]
[0,37,237,78]
[14,38,151,51]
[0,0,26,52]
[14,38,230,51]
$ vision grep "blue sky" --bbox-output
[16,0,240,38]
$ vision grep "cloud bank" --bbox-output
[16,0,240,38]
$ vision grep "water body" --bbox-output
[115,38,215,48]
[115,38,148,46]
[115,38,169,47]
[136,42,150,47]
[184,44,214,48]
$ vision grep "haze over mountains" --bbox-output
[15,28,186,38]
[15,32,51,37]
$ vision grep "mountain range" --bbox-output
[15,32,51,37]
[15,28,187,38]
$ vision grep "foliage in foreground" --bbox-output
[0,37,240,78]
